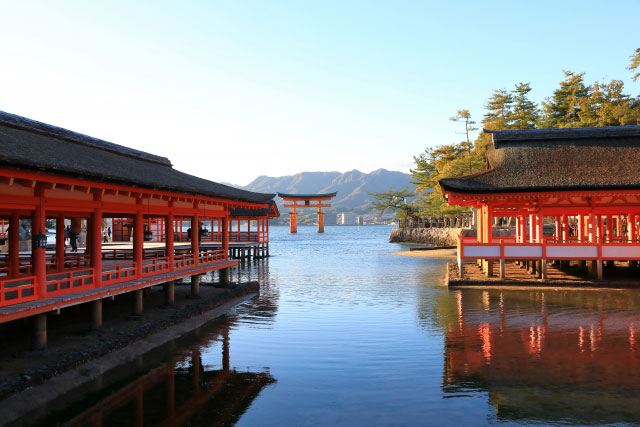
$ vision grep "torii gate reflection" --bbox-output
[278,192,337,233]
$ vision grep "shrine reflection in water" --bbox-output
[444,287,640,425]
[27,259,277,427]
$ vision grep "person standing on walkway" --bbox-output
[70,229,78,252]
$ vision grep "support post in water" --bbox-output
[33,313,47,349]
[191,275,200,297]
[164,281,175,306]
[133,289,143,315]
[91,299,102,330]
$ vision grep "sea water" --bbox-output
[22,225,640,426]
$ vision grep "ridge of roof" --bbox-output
[277,192,337,199]
[486,126,640,146]
[0,110,172,167]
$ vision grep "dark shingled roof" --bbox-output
[439,126,640,194]
[229,200,279,217]
[0,111,274,204]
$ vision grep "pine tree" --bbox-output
[540,71,590,128]
[483,89,513,130]
[629,48,640,82]
[449,110,478,174]
[509,82,538,129]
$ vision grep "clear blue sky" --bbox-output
[1,1,638,185]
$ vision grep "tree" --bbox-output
[578,79,639,126]
[410,141,485,217]
[509,82,538,129]
[629,48,640,82]
[484,89,513,129]
[369,187,415,218]
[540,71,590,128]
[449,109,478,174]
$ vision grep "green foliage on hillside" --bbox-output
[409,48,640,218]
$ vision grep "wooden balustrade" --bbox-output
[46,268,95,297]
[0,276,36,307]
[0,245,231,308]
[458,235,640,262]
[102,262,137,285]
[141,257,170,276]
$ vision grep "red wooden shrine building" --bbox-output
[440,126,640,281]
[0,111,276,347]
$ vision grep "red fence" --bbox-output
[0,248,231,308]
[0,275,36,307]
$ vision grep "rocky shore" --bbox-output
[389,227,462,246]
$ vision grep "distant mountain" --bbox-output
[240,169,414,213]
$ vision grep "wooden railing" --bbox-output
[141,257,170,276]
[198,249,226,263]
[0,247,231,308]
[0,276,36,307]
[46,268,95,297]
[458,235,640,262]
[102,262,137,285]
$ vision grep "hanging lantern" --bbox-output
[32,233,48,249]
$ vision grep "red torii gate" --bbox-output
[278,192,337,233]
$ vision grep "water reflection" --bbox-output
[443,288,640,424]
[29,323,275,427]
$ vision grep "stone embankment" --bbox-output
[389,227,462,246]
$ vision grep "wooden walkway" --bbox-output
[0,259,236,322]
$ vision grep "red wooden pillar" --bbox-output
[32,186,47,298]
[486,206,493,243]
[536,212,543,243]
[91,207,103,287]
[562,215,568,242]
[290,206,298,234]
[222,216,229,259]
[134,200,144,277]
[166,211,175,271]
[617,215,623,241]
[9,213,19,278]
[529,214,534,243]
[630,213,637,243]
[191,213,199,263]
[56,214,65,272]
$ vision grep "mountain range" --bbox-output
[237,169,414,213]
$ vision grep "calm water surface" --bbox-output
[25,226,640,426]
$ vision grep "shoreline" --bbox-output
[392,249,456,258]
[0,282,258,425]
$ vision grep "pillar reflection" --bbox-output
[444,288,640,424]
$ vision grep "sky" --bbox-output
[1,1,639,186]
